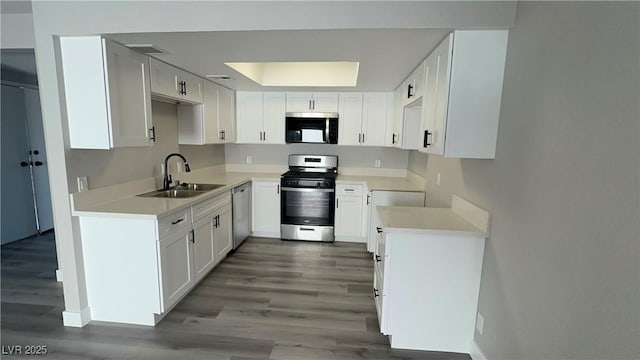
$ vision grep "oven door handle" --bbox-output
[280,187,335,193]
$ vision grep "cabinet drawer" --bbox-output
[336,184,364,196]
[158,209,191,239]
[192,191,231,222]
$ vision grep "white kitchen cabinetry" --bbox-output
[419,30,509,158]
[334,183,368,242]
[149,58,203,104]
[338,92,392,146]
[367,190,425,253]
[59,36,154,149]
[286,92,338,113]
[387,86,422,149]
[78,191,233,326]
[236,92,285,144]
[399,61,425,107]
[178,81,235,145]
[373,202,488,353]
[191,192,233,281]
[252,180,281,238]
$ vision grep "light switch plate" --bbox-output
[77,176,88,192]
[246,156,253,164]
[374,160,381,168]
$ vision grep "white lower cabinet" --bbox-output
[79,191,232,326]
[334,183,368,242]
[374,226,486,353]
[252,180,281,237]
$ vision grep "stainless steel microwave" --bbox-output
[285,112,338,144]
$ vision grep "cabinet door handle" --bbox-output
[362,133,365,144]
[376,227,382,233]
[367,194,371,205]
[424,130,432,147]
[277,184,280,194]
[407,83,414,98]
[373,288,379,297]
[171,218,184,225]
[336,198,339,208]
[190,229,195,243]
[263,131,266,141]
[358,133,362,143]
[300,227,315,231]
[312,100,316,110]
[149,126,156,142]
[392,133,397,144]
[344,189,354,192]
[183,81,187,95]
[375,255,382,262]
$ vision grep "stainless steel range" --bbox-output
[280,154,338,242]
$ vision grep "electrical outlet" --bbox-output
[375,160,381,168]
[77,176,88,192]
[476,312,485,335]
[436,173,441,186]
[246,155,253,164]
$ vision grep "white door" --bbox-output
[262,92,286,144]
[103,39,153,148]
[252,180,281,236]
[235,92,263,143]
[202,81,221,144]
[23,88,54,232]
[149,58,179,99]
[1,85,37,244]
[338,92,363,146]
[214,204,233,263]
[192,217,216,281]
[285,92,312,112]
[158,229,194,310]
[362,93,389,146]
[311,92,339,112]
[335,196,364,237]
[218,86,235,143]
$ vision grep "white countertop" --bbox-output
[73,170,423,219]
[336,175,424,192]
[376,206,487,237]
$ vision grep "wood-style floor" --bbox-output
[1,233,470,360]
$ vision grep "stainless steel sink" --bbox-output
[137,189,205,199]
[136,183,225,199]
[175,183,225,191]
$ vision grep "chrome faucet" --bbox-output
[163,153,191,190]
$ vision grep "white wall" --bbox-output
[0,13,35,49]
[66,101,225,192]
[410,2,640,359]
[225,144,408,170]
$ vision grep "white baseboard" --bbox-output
[250,231,281,239]
[62,307,92,327]
[335,236,366,243]
[55,269,63,282]
[470,339,488,360]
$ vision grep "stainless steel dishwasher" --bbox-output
[232,182,251,249]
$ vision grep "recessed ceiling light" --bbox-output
[125,44,167,55]
[224,61,359,87]
[206,75,234,80]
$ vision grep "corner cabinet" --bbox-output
[419,30,509,159]
[177,81,236,145]
[59,36,154,149]
[78,191,233,326]
[236,92,285,144]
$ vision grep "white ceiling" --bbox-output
[107,29,451,92]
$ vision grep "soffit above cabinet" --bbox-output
[106,29,451,92]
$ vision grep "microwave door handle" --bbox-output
[325,118,330,143]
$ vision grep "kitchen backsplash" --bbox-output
[225,143,409,169]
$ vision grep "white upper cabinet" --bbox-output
[60,36,154,149]
[286,92,338,113]
[177,81,235,145]
[419,30,509,159]
[236,92,285,144]
[149,58,203,104]
[399,61,426,107]
[339,92,392,147]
